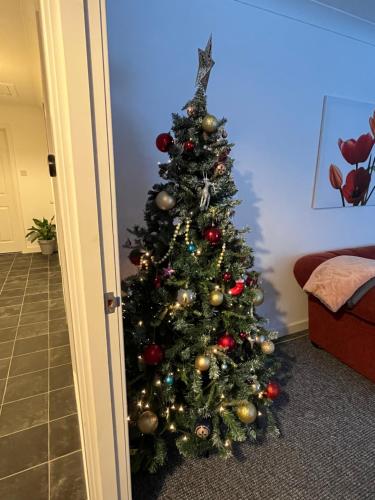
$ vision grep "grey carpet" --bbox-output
[133,336,375,500]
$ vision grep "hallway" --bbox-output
[0,252,86,499]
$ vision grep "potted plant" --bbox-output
[26,216,57,255]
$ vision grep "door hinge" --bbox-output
[104,292,121,314]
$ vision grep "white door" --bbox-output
[0,128,23,253]
[39,1,132,499]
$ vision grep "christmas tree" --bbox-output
[123,36,281,473]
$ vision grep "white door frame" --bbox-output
[38,1,131,499]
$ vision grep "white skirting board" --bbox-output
[279,319,309,337]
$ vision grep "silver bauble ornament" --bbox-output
[261,340,275,355]
[236,402,257,424]
[177,288,195,306]
[155,191,176,211]
[202,114,219,133]
[214,163,226,176]
[137,410,158,434]
[195,355,210,371]
[209,289,224,306]
[253,288,264,306]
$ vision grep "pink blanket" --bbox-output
[303,255,375,312]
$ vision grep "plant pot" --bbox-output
[38,239,56,256]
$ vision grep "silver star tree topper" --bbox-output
[195,35,215,91]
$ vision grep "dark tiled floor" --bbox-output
[0,252,87,499]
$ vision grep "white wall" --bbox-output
[107,0,375,335]
[0,104,54,252]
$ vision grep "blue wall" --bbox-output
[107,0,375,333]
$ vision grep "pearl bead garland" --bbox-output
[152,222,182,265]
[216,242,226,268]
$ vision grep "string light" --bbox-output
[178,405,184,412]
[141,389,146,394]
[224,439,231,448]
[169,423,175,431]
[138,320,144,327]
[219,406,225,412]
[182,435,188,441]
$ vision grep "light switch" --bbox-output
[20,170,28,176]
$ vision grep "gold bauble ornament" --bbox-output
[252,288,264,306]
[202,114,219,133]
[137,410,158,434]
[195,355,210,371]
[209,289,224,306]
[261,340,275,355]
[155,191,176,211]
[236,402,257,424]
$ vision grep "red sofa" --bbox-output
[294,246,375,382]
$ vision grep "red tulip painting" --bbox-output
[337,134,374,165]
[313,96,375,208]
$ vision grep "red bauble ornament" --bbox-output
[183,140,195,152]
[228,280,245,296]
[217,333,236,351]
[143,344,164,366]
[203,226,222,245]
[265,381,280,400]
[156,133,173,152]
[154,276,161,288]
[223,271,232,282]
[129,249,142,266]
[239,332,248,340]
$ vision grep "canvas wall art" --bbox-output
[313,96,375,208]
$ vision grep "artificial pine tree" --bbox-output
[123,36,281,473]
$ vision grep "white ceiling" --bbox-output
[312,0,375,24]
[0,0,43,106]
